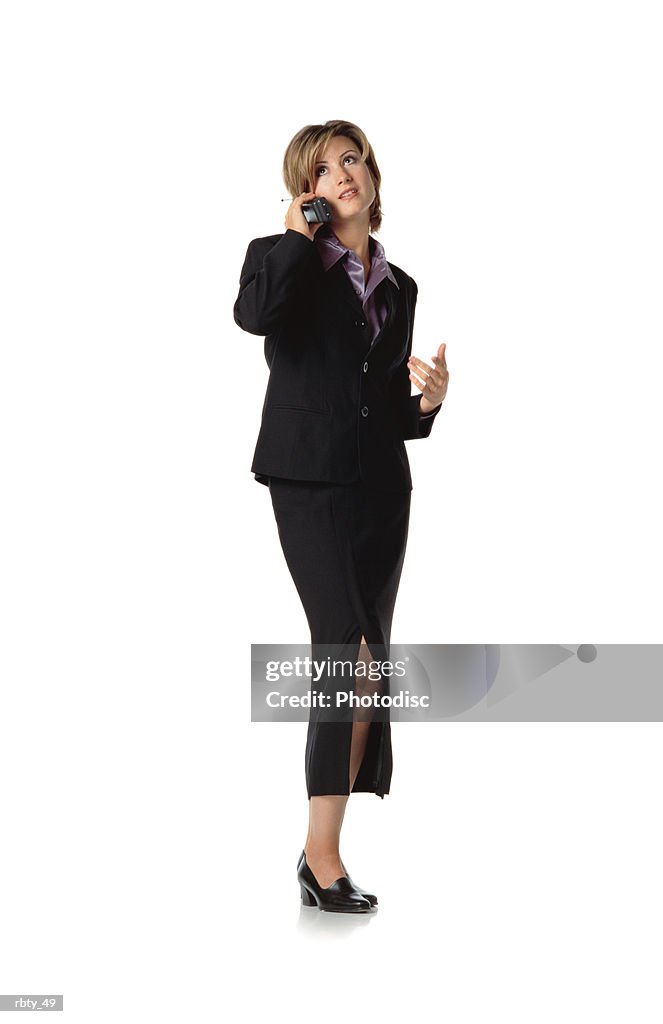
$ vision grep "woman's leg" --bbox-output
[304,635,377,886]
[348,633,376,785]
[304,795,348,888]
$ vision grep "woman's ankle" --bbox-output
[304,844,341,862]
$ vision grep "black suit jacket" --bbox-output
[233,228,443,493]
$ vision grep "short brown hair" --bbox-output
[282,120,383,233]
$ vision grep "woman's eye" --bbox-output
[316,155,357,176]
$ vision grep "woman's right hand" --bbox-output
[284,191,326,241]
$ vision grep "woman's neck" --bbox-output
[329,221,372,270]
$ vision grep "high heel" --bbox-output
[298,849,378,907]
[300,884,316,906]
[297,852,372,913]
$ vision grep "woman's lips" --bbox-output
[339,189,359,200]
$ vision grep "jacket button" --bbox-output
[363,361,369,373]
[361,406,369,417]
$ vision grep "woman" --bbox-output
[234,120,449,912]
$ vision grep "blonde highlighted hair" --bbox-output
[282,120,383,233]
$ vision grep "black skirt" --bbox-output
[268,475,411,799]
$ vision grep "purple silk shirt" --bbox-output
[314,225,436,418]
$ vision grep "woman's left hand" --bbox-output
[408,343,449,415]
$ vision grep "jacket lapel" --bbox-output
[368,278,396,353]
[325,260,398,354]
[327,259,364,318]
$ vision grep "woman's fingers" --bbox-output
[284,191,320,239]
[407,350,449,404]
[408,355,432,374]
[408,355,439,386]
[408,367,432,390]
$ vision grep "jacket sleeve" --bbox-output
[233,229,318,336]
[388,279,444,441]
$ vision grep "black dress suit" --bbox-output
[234,228,443,799]
[233,228,442,493]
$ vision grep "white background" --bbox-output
[1,1,662,1021]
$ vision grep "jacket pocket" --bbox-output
[270,404,327,416]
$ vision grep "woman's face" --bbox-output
[311,135,376,230]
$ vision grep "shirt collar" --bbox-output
[314,225,400,290]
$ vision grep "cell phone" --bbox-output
[301,197,332,224]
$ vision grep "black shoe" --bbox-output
[298,849,377,908]
[297,852,372,913]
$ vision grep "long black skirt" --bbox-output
[268,475,411,799]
